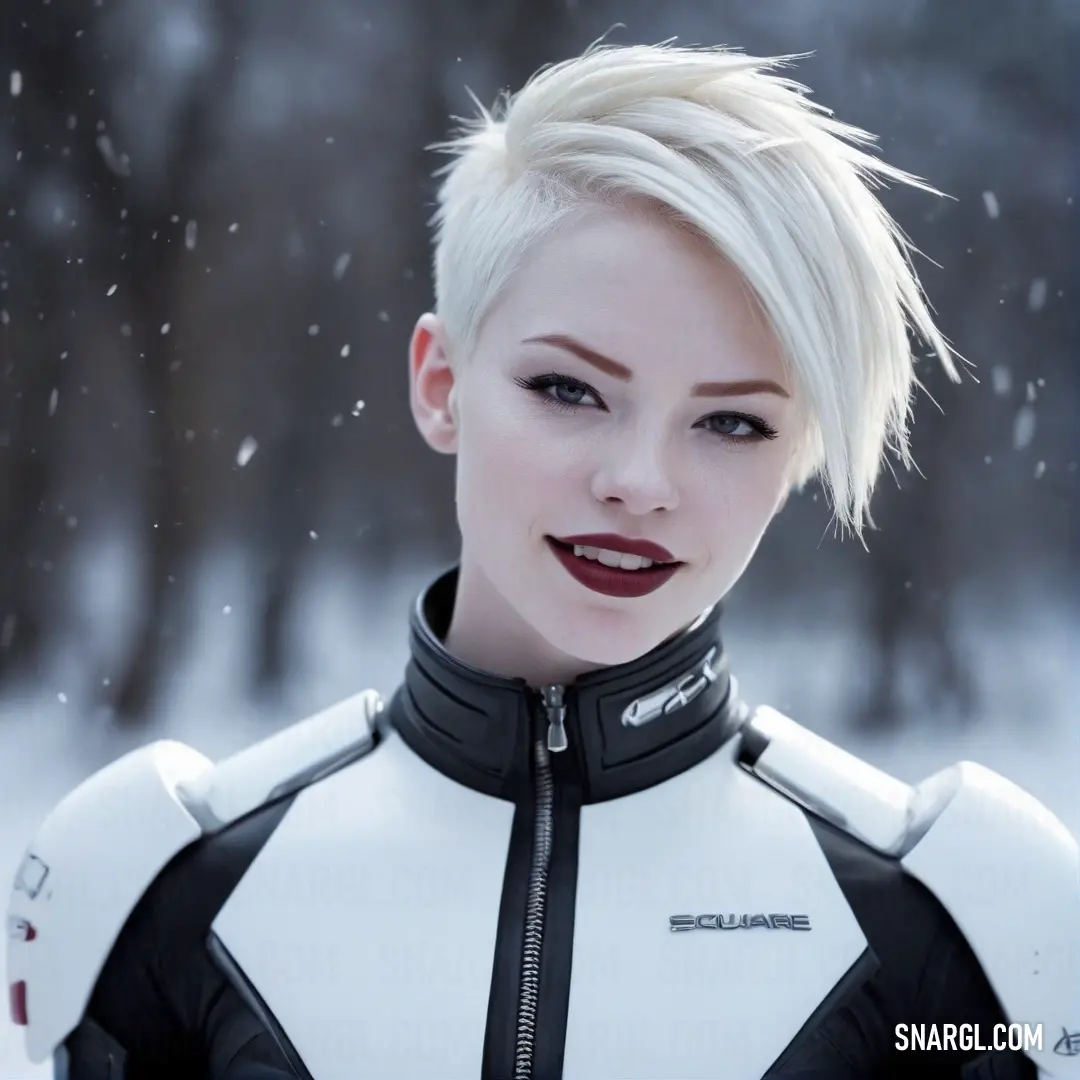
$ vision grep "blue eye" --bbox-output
[698,413,779,441]
[547,382,589,406]
[514,373,604,410]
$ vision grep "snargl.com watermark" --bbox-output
[895,1023,1043,1054]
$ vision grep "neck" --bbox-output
[443,555,606,687]
[393,565,739,803]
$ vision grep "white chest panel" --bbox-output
[563,739,867,1080]
[212,732,515,1080]
[214,734,864,1080]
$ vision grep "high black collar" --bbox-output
[388,567,744,803]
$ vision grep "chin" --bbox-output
[536,606,672,671]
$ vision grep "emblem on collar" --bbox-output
[622,646,720,729]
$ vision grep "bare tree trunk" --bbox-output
[0,4,93,684]
[855,403,976,731]
[250,226,334,694]
[109,3,246,722]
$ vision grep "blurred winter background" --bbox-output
[1,0,1077,1073]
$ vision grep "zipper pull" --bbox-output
[540,685,568,753]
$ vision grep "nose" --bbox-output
[589,431,680,515]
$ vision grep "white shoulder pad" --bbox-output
[5,688,383,1064]
[738,706,917,855]
[901,762,1080,1077]
[5,739,212,1064]
[176,688,383,831]
[741,707,1080,1075]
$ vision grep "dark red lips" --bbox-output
[553,533,677,564]
[546,534,682,599]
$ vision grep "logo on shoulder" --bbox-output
[13,853,49,900]
[670,913,811,931]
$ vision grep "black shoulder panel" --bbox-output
[67,795,297,1080]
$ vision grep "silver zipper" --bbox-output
[513,688,563,1079]
[542,684,568,752]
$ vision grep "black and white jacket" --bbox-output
[7,568,1077,1080]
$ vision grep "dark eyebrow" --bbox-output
[521,333,791,399]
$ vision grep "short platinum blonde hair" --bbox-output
[429,42,961,536]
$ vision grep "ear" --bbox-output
[409,313,459,455]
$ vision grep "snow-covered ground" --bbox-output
[1,547,1076,1077]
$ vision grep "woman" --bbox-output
[7,42,1076,1080]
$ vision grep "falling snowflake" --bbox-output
[1027,278,1048,312]
[1012,405,1036,451]
[236,436,258,466]
[10,71,22,97]
[96,134,131,177]
[332,253,351,280]
[981,191,1000,219]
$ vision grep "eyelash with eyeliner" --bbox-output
[513,372,780,442]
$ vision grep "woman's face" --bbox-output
[412,204,801,674]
